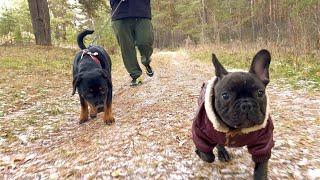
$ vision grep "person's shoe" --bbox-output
[130,77,142,87]
[145,65,154,77]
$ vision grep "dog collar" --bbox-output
[80,50,101,65]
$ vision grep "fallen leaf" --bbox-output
[111,169,122,177]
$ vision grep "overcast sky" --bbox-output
[0,0,14,10]
[0,0,77,12]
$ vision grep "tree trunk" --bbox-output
[200,0,208,44]
[168,0,175,47]
[199,11,205,45]
[251,0,256,42]
[212,9,220,44]
[28,0,52,46]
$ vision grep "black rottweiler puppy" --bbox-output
[72,30,114,125]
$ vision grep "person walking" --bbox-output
[110,0,154,86]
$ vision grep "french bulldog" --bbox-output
[192,49,274,180]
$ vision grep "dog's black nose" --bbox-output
[240,102,253,113]
[97,106,104,113]
[94,101,104,106]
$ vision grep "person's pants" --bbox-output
[112,18,154,79]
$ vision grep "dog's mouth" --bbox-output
[232,121,255,129]
[230,114,265,129]
[247,113,265,124]
[96,105,104,113]
[226,101,265,128]
[221,110,263,128]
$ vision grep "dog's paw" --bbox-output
[104,116,115,125]
[217,145,231,162]
[79,117,89,124]
[195,149,215,163]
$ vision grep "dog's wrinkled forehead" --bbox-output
[216,72,265,92]
[81,72,106,87]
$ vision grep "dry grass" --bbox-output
[188,43,320,91]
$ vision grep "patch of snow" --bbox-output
[0,137,5,145]
[298,158,308,166]
[308,169,320,179]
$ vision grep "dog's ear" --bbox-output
[72,74,82,95]
[212,53,228,79]
[249,49,271,85]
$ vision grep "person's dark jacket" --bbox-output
[110,0,151,21]
[192,78,274,163]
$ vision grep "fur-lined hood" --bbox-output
[204,76,270,134]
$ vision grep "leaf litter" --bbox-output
[0,49,319,179]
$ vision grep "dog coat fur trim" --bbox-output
[204,76,270,134]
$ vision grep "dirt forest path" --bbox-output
[1,50,320,179]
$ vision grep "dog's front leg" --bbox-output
[89,103,98,118]
[217,145,231,162]
[195,149,215,163]
[254,161,268,180]
[103,102,115,125]
[79,95,89,124]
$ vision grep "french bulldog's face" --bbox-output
[212,49,271,129]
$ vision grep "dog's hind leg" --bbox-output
[103,103,115,125]
[217,145,231,162]
[89,103,98,119]
[79,95,89,124]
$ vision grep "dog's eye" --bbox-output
[98,87,105,94]
[257,90,264,97]
[222,92,230,100]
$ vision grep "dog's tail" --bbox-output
[77,30,94,50]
